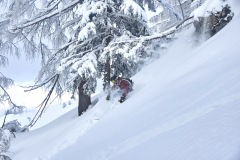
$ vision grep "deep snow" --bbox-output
[1,1,240,160]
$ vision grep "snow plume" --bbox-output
[121,0,147,22]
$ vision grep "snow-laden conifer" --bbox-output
[55,0,150,100]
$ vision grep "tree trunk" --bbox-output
[78,81,91,116]
[103,57,111,92]
[177,0,185,20]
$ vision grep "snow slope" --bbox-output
[7,5,240,160]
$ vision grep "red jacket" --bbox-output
[113,77,131,97]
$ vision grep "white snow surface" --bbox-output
[3,3,240,160]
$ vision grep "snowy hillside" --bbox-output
[4,2,240,159]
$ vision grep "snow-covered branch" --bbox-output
[155,0,183,20]
[10,0,82,32]
[108,16,193,47]
[0,72,14,88]
[0,55,8,67]
[24,74,58,92]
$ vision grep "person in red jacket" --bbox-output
[107,75,133,103]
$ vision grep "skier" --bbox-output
[106,75,133,103]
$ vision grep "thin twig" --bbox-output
[28,74,59,127]
[1,110,9,128]
[23,74,57,92]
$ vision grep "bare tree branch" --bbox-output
[177,0,185,20]
[1,110,10,128]
[23,74,57,91]
[28,74,59,127]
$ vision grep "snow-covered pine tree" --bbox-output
[0,0,19,107]
[0,0,20,95]
[0,0,44,59]
[99,29,153,78]
[57,0,150,115]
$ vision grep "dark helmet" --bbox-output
[110,75,117,83]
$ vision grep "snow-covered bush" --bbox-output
[7,106,26,115]
[2,120,28,133]
[0,129,10,153]
[209,5,234,35]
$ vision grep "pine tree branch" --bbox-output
[109,16,194,46]
[10,0,83,32]
[63,44,104,63]
[18,0,37,18]
[175,16,194,28]
[155,0,183,20]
